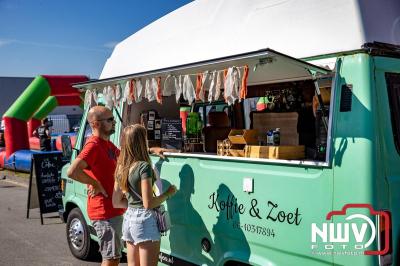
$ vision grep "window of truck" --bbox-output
[120,78,333,165]
[77,49,334,166]
[385,72,400,154]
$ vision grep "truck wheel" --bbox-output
[66,208,99,260]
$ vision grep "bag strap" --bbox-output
[129,182,143,200]
[129,184,158,208]
[127,162,156,202]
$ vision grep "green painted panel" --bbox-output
[32,96,58,120]
[332,53,380,266]
[3,75,51,120]
[373,56,400,266]
[152,156,333,265]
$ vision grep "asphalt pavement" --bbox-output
[0,170,127,266]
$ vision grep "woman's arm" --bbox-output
[141,178,177,209]
[112,181,128,209]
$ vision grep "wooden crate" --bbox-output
[227,143,246,157]
[217,140,246,157]
[217,140,231,156]
[245,145,305,160]
[228,148,245,157]
[228,129,259,145]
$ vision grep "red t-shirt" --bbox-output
[78,136,125,220]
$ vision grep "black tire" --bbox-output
[66,207,99,260]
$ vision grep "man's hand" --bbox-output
[88,181,108,198]
[149,147,168,159]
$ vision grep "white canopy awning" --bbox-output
[100,0,400,79]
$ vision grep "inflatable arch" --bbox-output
[0,75,88,168]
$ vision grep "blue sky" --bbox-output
[0,0,192,79]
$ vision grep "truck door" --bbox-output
[373,56,400,265]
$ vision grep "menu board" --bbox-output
[27,152,63,224]
[161,118,183,150]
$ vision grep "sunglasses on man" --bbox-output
[96,117,115,123]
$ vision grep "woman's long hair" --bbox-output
[115,124,151,192]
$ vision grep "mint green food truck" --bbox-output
[60,1,400,265]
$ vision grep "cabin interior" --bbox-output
[118,51,334,163]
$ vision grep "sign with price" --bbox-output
[26,152,63,225]
[161,118,183,150]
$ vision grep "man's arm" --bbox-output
[46,129,51,139]
[67,158,108,197]
[149,147,170,159]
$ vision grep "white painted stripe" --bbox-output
[0,179,28,188]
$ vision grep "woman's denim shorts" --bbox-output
[122,207,161,245]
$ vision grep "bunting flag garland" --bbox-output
[123,81,130,104]
[224,67,241,105]
[215,71,222,101]
[84,89,98,107]
[136,79,143,102]
[84,89,92,107]
[103,86,113,109]
[208,71,216,102]
[240,65,249,100]
[195,73,203,101]
[145,79,153,101]
[115,83,122,106]
[223,68,231,103]
[129,79,136,103]
[199,71,208,102]
[175,75,183,103]
[163,74,176,97]
[156,77,162,104]
[150,78,158,102]
[89,65,248,109]
[183,75,195,104]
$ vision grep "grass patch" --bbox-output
[1,169,30,179]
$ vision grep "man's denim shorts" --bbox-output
[122,207,161,245]
[92,215,123,260]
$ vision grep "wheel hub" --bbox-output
[68,218,85,250]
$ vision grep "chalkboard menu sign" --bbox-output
[161,118,183,150]
[27,152,63,225]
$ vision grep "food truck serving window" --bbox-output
[77,48,333,166]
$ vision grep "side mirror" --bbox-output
[61,135,78,159]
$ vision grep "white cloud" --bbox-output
[0,39,14,47]
[0,38,108,52]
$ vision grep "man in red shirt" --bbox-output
[67,106,165,266]
[67,106,123,266]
